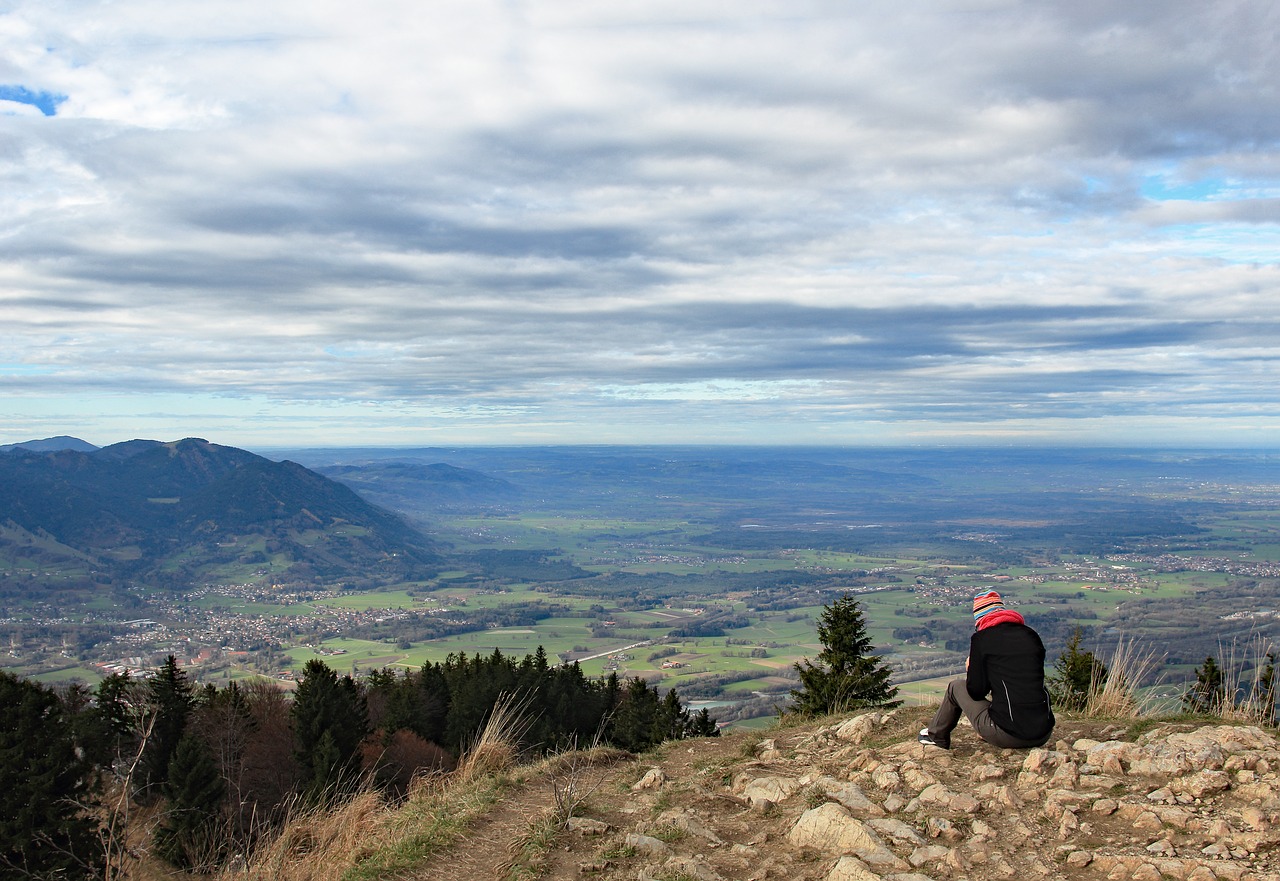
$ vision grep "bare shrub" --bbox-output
[544,737,629,826]
[360,730,455,797]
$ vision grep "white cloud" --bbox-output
[0,0,1278,446]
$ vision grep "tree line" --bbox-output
[0,648,717,879]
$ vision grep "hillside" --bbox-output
[239,708,1278,881]
[0,437,438,590]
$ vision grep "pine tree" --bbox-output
[657,688,692,741]
[188,681,255,837]
[141,655,196,795]
[94,672,146,767]
[609,677,662,752]
[790,594,900,716]
[0,672,102,880]
[1183,655,1227,715]
[153,734,226,869]
[292,660,368,801]
[689,707,720,738]
[1048,626,1108,712]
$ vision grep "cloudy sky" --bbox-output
[2,0,1278,448]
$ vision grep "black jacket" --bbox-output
[967,621,1055,742]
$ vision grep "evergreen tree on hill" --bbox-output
[292,660,368,801]
[790,594,900,716]
[1048,626,1108,711]
[154,733,226,870]
[689,707,720,738]
[608,677,663,752]
[140,655,195,795]
[0,671,102,880]
[1183,655,1227,715]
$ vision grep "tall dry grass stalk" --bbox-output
[1211,634,1277,725]
[1083,636,1161,719]
[458,691,533,781]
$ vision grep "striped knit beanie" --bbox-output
[972,590,1005,623]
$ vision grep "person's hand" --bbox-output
[965,656,970,671]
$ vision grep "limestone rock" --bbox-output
[658,810,723,844]
[816,777,885,817]
[868,817,926,847]
[925,817,964,842]
[1047,761,1080,789]
[633,767,666,791]
[871,767,902,790]
[901,765,940,792]
[1066,850,1092,868]
[973,781,1021,810]
[754,738,783,760]
[736,774,801,806]
[970,763,1005,781]
[1082,740,1143,774]
[908,844,950,867]
[1133,864,1163,881]
[1175,769,1232,798]
[1133,810,1164,831]
[825,856,881,881]
[788,802,907,868]
[1021,748,1063,774]
[566,816,610,835]
[877,793,904,814]
[1092,797,1119,815]
[663,854,722,881]
[625,832,670,856]
[835,712,892,744]
[911,782,979,814]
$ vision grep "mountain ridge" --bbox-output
[0,435,100,453]
[0,437,438,590]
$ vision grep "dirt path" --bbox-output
[405,778,556,881]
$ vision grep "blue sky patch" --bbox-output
[0,85,68,116]
[1140,173,1227,202]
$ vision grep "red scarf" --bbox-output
[976,608,1025,631]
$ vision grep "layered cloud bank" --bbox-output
[3,1,1278,445]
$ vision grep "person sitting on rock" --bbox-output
[919,590,1055,750]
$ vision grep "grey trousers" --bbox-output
[927,677,1050,749]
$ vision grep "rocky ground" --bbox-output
[412,707,1280,881]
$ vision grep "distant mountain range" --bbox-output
[0,435,101,454]
[314,461,522,514]
[0,437,438,591]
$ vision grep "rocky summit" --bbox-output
[456,709,1280,881]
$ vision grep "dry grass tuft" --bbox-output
[237,789,386,881]
[458,692,532,782]
[1083,636,1162,719]
[1209,634,1277,726]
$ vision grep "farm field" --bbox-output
[6,446,1280,725]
